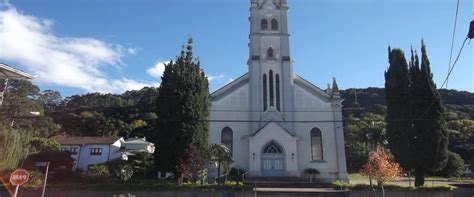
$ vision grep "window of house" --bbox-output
[261,19,268,30]
[61,147,69,152]
[263,74,268,111]
[90,148,102,155]
[311,128,323,160]
[276,74,281,111]
[271,19,278,30]
[269,70,274,107]
[70,147,78,155]
[221,127,233,156]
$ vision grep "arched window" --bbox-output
[276,74,280,111]
[263,74,268,111]
[263,142,282,154]
[271,19,278,30]
[221,127,233,156]
[261,19,268,30]
[269,70,274,107]
[267,47,274,59]
[311,128,323,160]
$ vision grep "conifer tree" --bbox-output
[385,42,449,187]
[410,41,448,186]
[153,38,209,176]
[384,47,413,169]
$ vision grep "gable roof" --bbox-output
[0,63,36,79]
[54,136,121,145]
[210,73,249,102]
[124,138,153,145]
[294,74,342,103]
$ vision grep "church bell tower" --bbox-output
[248,0,295,132]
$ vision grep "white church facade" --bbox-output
[208,0,348,182]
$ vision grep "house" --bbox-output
[54,135,125,171]
[208,0,348,182]
[123,137,155,154]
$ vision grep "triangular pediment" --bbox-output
[250,122,297,140]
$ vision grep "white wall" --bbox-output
[209,83,250,170]
[61,140,122,171]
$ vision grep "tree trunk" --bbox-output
[414,167,424,187]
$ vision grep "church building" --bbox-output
[208,0,348,182]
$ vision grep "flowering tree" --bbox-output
[360,145,404,196]
[176,144,206,184]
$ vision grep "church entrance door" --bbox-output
[261,142,285,176]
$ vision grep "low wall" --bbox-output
[348,191,453,197]
[1,190,254,197]
[0,190,457,197]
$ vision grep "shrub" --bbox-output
[23,171,44,189]
[227,168,246,182]
[439,151,465,178]
[332,180,351,190]
[86,164,111,182]
[108,159,134,183]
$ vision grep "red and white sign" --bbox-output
[9,169,29,186]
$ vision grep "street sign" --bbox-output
[9,169,29,186]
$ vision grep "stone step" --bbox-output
[243,176,332,188]
[255,188,347,197]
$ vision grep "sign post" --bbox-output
[9,169,30,197]
[36,162,50,197]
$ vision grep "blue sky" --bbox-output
[0,0,472,97]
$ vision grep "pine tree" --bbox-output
[153,38,209,176]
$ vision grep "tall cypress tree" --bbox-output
[385,47,412,169]
[410,41,448,186]
[385,42,449,187]
[153,38,209,176]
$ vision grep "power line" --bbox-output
[446,0,460,88]
[417,37,469,119]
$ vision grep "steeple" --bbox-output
[248,0,294,131]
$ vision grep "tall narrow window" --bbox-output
[263,74,267,111]
[276,74,281,111]
[261,19,268,30]
[311,128,323,160]
[269,70,274,107]
[271,19,278,30]
[221,127,233,156]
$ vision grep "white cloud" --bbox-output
[0,6,153,93]
[207,74,225,82]
[146,61,168,79]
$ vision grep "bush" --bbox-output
[86,164,111,182]
[439,151,465,178]
[108,160,134,183]
[23,171,44,189]
[332,180,351,190]
[227,168,246,182]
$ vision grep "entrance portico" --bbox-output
[247,122,299,176]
